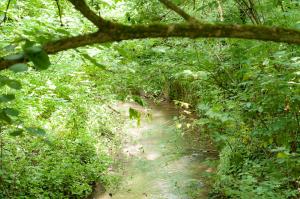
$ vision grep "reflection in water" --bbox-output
[96,102,216,199]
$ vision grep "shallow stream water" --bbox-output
[96,101,216,199]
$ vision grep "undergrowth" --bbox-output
[0,57,122,198]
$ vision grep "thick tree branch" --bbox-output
[1,22,300,70]
[159,0,198,22]
[68,0,115,28]
[44,24,300,52]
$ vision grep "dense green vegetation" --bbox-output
[0,0,300,198]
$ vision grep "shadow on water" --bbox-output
[94,101,217,199]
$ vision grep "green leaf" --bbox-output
[6,80,22,90]
[277,152,289,159]
[0,94,15,103]
[0,76,9,87]
[10,130,24,136]
[3,44,17,52]
[3,108,19,116]
[0,76,22,90]
[24,46,51,70]
[295,22,300,30]
[0,111,12,124]
[26,127,46,136]
[3,53,24,61]
[129,107,141,126]
[9,63,28,73]
[25,46,42,54]
[132,95,146,106]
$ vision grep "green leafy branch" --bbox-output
[0,0,300,70]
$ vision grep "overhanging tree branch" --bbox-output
[0,0,300,70]
[1,22,300,70]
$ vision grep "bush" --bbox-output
[1,131,110,198]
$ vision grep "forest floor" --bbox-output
[93,100,218,199]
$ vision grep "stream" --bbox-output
[96,101,217,199]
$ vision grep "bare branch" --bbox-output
[0,0,12,25]
[55,0,64,26]
[158,0,198,22]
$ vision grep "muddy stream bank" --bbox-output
[94,101,217,199]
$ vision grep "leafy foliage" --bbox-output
[0,0,300,198]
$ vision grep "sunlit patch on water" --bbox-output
[145,151,161,160]
[95,102,216,199]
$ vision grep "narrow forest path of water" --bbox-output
[96,101,217,199]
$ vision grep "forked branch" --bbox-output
[68,0,115,28]
[158,0,198,22]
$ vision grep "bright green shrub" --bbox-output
[1,132,110,198]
